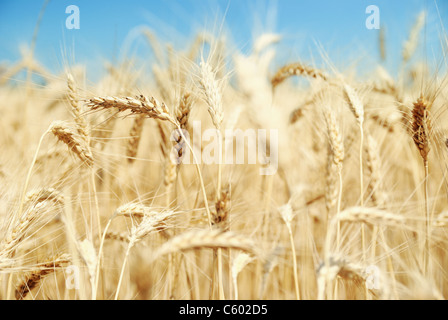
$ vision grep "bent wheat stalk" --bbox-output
[342,82,367,277]
[410,96,432,274]
[323,106,344,248]
[86,95,213,228]
[199,59,225,299]
[114,210,176,299]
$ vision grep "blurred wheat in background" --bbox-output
[0,0,448,300]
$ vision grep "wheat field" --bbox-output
[1,4,448,300]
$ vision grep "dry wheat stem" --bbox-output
[411,96,431,274]
[342,82,367,272]
[86,95,213,228]
[115,210,175,299]
[280,202,300,299]
[67,74,90,144]
[16,126,54,237]
[323,107,344,250]
[403,11,426,63]
[182,64,225,295]
[95,205,171,297]
[78,238,98,299]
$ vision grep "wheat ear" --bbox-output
[198,60,226,298]
[126,114,145,163]
[50,120,101,248]
[323,107,344,249]
[15,254,71,300]
[50,121,93,166]
[402,11,426,63]
[67,73,89,144]
[0,202,47,262]
[152,228,258,261]
[410,96,432,274]
[337,207,405,228]
[271,62,328,89]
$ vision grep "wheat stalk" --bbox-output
[78,238,98,299]
[403,11,426,63]
[67,73,89,144]
[87,95,213,228]
[323,106,344,249]
[115,209,176,299]
[198,59,226,298]
[410,95,432,274]
[279,202,300,299]
[341,81,367,272]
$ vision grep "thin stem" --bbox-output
[334,167,343,300]
[286,224,300,300]
[216,130,224,300]
[378,228,399,299]
[217,248,225,299]
[8,129,48,299]
[424,159,430,275]
[176,125,212,228]
[90,170,102,244]
[115,243,133,300]
[233,275,239,300]
[216,130,222,198]
[93,215,114,299]
[359,124,364,207]
[359,126,368,299]
[18,129,49,219]
[336,167,343,251]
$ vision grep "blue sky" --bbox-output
[0,0,447,80]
